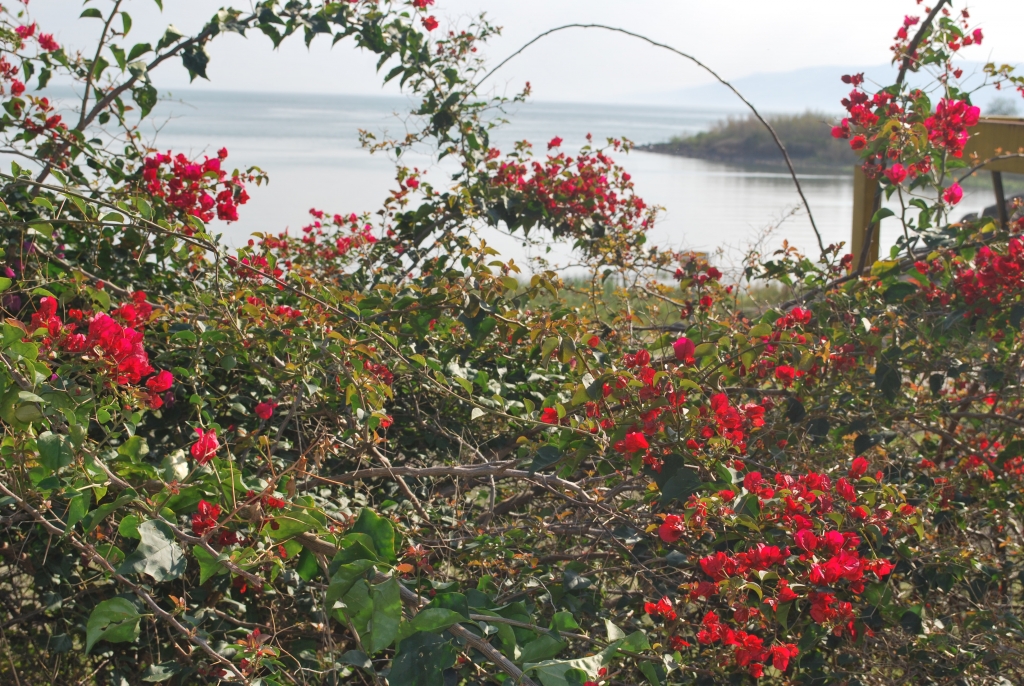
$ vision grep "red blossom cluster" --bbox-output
[31,294,172,405]
[141,148,249,226]
[644,596,677,621]
[0,54,24,97]
[491,142,652,239]
[688,393,765,454]
[952,238,1024,306]
[924,98,981,158]
[14,23,59,52]
[192,499,220,536]
[697,611,799,678]
[296,209,377,259]
[191,428,219,464]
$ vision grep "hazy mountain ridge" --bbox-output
[638,62,1023,115]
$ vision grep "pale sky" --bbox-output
[28,1,1024,103]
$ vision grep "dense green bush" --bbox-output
[2,2,1024,685]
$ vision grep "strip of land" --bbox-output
[640,112,856,173]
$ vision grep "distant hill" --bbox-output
[638,63,1022,115]
[639,112,855,172]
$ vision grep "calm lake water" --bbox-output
[89,90,1012,268]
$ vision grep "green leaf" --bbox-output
[141,662,182,682]
[193,545,227,584]
[368,577,402,653]
[659,467,702,505]
[351,508,396,563]
[38,432,74,473]
[390,632,457,686]
[639,661,664,686]
[296,547,320,581]
[883,282,917,303]
[118,520,185,582]
[181,43,210,81]
[748,323,772,338]
[332,533,380,566]
[117,435,149,462]
[530,445,562,472]
[620,630,651,653]
[520,633,567,663]
[410,608,464,633]
[127,43,152,62]
[325,559,376,612]
[66,493,88,531]
[265,506,321,540]
[525,653,605,686]
[81,8,103,18]
[86,598,141,653]
[424,592,469,619]
[82,489,137,533]
[339,650,373,672]
[871,207,895,223]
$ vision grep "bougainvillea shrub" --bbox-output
[2,0,1024,684]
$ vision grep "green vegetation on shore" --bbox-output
[642,111,856,172]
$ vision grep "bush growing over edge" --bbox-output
[1,1,1024,684]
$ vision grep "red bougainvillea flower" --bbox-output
[540,407,559,424]
[673,336,695,363]
[659,514,685,543]
[850,135,868,150]
[849,456,869,478]
[547,136,563,150]
[770,644,800,672]
[412,0,434,7]
[885,163,908,185]
[644,596,677,621]
[191,427,220,464]
[15,24,35,39]
[145,370,174,393]
[255,401,277,421]
[37,34,60,52]
[943,182,964,205]
[421,15,439,30]
[192,499,220,536]
[700,551,738,581]
[614,431,649,453]
[774,365,797,387]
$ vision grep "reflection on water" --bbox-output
[104,90,1009,268]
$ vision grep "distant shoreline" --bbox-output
[638,112,857,174]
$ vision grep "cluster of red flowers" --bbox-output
[0,55,24,97]
[688,393,765,454]
[643,596,677,621]
[255,401,277,421]
[298,209,378,260]
[14,23,59,52]
[141,148,249,226]
[648,459,909,676]
[697,611,799,678]
[192,499,221,536]
[490,142,653,239]
[32,294,173,406]
[952,238,1024,306]
[924,98,981,158]
[191,428,219,464]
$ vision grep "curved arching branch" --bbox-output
[473,23,827,257]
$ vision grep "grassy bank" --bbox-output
[641,111,855,173]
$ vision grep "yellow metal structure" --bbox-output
[851,116,1024,268]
